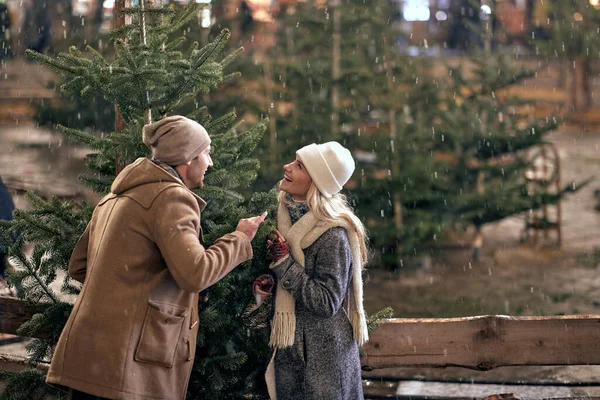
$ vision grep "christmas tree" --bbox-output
[245,0,341,190]
[233,0,429,268]
[435,52,588,258]
[0,3,276,399]
[336,0,448,268]
[245,0,452,268]
[254,0,588,268]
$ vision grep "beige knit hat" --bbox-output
[142,116,211,166]
[296,142,355,198]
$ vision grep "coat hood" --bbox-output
[110,158,206,211]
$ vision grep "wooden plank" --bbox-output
[361,315,600,371]
[0,296,50,339]
[4,296,600,371]
[0,355,49,373]
[0,296,34,338]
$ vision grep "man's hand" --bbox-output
[235,211,268,241]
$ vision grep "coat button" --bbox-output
[283,280,291,288]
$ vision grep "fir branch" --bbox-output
[114,40,138,71]
[0,369,65,400]
[196,185,245,203]
[366,306,394,336]
[204,112,237,133]
[237,122,268,157]
[108,24,139,41]
[24,50,78,75]
[153,3,197,36]
[57,125,104,149]
[192,29,230,70]
[15,210,64,241]
[222,72,242,84]
[221,47,243,68]
[121,6,174,16]
[85,45,108,64]
[163,36,187,52]
[11,248,59,304]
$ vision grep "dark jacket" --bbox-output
[0,178,15,254]
[271,227,363,400]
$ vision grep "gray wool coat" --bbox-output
[270,227,364,400]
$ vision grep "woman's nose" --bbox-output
[208,155,213,167]
[283,163,291,172]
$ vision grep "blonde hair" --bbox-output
[279,184,370,267]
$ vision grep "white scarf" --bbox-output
[269,200,369,348]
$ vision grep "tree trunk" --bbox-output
[579,57,592,110]
[224,0,243,43]
[472,170,485,261]
[114,0,127,175]
[584,58,592,109]
[570,57,591,111]
[524,0,534,34]
[382,28,403,267]
[570,59,577,110]
[264,61,277,165]
[331,0,341,139]
[557,59,567,90]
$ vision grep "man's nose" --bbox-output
[208,155,213,167]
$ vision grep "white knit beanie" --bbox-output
[296,142,355,198]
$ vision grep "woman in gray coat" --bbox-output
[264,142,370,400]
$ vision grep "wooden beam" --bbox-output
[0,355,49,373]
[362,315,600,371]
[0,296,38,338]
[4,296,600,371]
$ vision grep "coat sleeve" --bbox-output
[153,187,253,293]
[270,227,352,318]
[68,223,91,284]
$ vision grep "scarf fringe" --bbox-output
[351,311,369,347]
[269,311,296,348]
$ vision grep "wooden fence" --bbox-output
[361,314,600,371]
[2,295,600,398]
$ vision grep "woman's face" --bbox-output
[280,155,313,201]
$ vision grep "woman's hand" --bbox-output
[267,229,290,263]
[252,274,275,306]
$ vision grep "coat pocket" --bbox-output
[135,300,189,368]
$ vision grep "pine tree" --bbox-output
[337,0,448,268]
[250,0,340,189]
[435,52,588,258]
[246,0,590,270]
[0,3,277,399]
[249,0,447,268]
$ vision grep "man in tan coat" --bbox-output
[46,116,267,400]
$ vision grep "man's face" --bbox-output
[179,147,213,189]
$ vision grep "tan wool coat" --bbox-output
[46,158,253,400]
